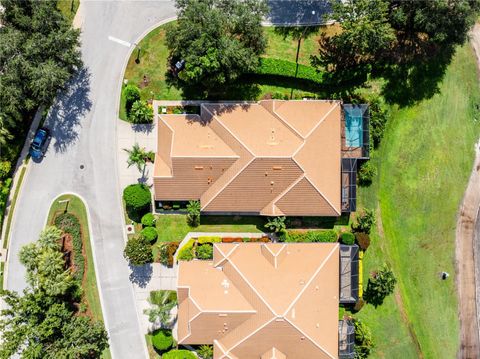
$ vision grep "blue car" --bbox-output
[29,128,50,160]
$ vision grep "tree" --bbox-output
[124,143,148,173]
[186,200,201,227]
[358,161,377,187]
[364,264,397,307]
[123,236,153,265]
[351,208,376,234]
[123,84,141,115]
[129,100,153,124]
[264,216,286,234]
[0,0,81,126]
[312,0,395,71]
[144,291,178,327]
[166,0,268,91]
[0,225,109,358]
[19,227,75,297]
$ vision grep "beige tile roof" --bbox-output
[154,100,341,216]
[177,243,340,359]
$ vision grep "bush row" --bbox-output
[256,58,324,84]
[279,229,338,243]
[54,212,84,282]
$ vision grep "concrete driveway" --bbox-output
[4,2,176,359]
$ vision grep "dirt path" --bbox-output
[455,140,480,359]
[453,24,480,359]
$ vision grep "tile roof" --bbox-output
[177,243,340,359]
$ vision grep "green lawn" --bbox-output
[356,43,480,358]
[120,23,326,119]
[3,165,26,249]
[57,0,80,23]
[48,195,112,359]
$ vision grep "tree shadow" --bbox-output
[131,123,154,134]
[47,66,92,153]
[377,50,453,107]
[129,263,153,288]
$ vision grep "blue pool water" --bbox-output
[345,108,363,147]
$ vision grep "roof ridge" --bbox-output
[303,176,341,216]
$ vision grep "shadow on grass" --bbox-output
[200,215,266,232]
[286,214,350,229]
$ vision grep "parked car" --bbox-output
[29,127,50,159]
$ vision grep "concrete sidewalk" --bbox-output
[117,120,157,191]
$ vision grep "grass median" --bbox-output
[48,194,112,359]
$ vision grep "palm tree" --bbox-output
[124,143,148,173]
[129,100,153,124]
[186,200,201,227]
[264,216,286,233]
[38,226,63,251]
[143,291,178,327]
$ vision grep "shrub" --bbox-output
[340,232,356,245]
[358,161,377,186]
[307,230,337,243]
[141,213,156,227]
[264,216,286,233]
[123,236,153,265]
[129,100,153,124]
[141,227,158,244]
[55,213,84,281]
[196,244,213,260]
[158,242,179,267]
[151,329,173,352]
[355,232,371,250]
[369,95,388,148]
[352,209,376,234]
[162,350,196,359]
[123,184,151,222]
[177,239,195,261]
[0,161,11,180]
[256,58,324,84]
[123,84,140,115]
[197,345,214,359]
[186,200,201,227]
[353,319,374,358]
[197,236,221,244]
[364,264,397,307]
[282,230,337,243]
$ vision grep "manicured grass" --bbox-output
[3,165,27,249]
[120,23,328,119]
[155,214,264,243]
[57,0,80,23]
[356,44,480,358]
[48,195,112,359]
[145,334,161,359]
[0,262,4,289]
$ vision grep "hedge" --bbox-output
[162,350,196,359]
[177,239,195,261]
[151,329,173,352]
[256,58,324,84]
[55,213,84,281]
[281,229,338,243]
[141,227,158,244]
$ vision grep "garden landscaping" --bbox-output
[120,22,330,120]
[47,194,112,359]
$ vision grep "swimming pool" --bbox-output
[345,107,363,148]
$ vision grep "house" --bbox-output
[153,100,369,216]
[177,242,357,359]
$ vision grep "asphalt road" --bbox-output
[5,1,176,358]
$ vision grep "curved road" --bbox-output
[5,2,176,358]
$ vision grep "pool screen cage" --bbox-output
[341,158,357,213]
[339,244,360,304]
[342,104,370,159]
[338,319,355,359]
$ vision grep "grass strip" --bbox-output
[3,166,27,249]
